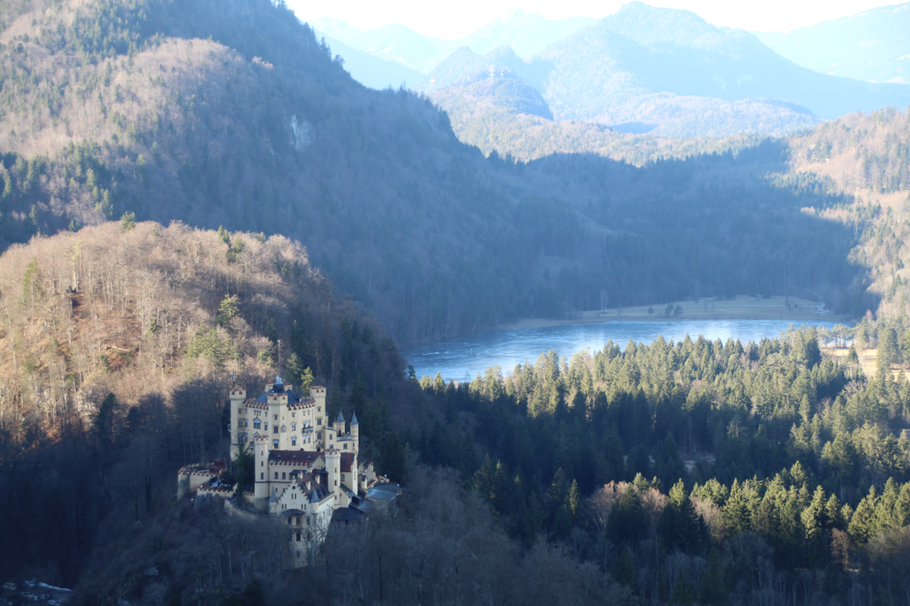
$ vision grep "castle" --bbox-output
[178,376,391,563]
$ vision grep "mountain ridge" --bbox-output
[755,1,910,84]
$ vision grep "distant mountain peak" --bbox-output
[310,17,362,40]
[604,2,722,48]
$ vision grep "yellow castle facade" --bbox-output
[178,376,391,564]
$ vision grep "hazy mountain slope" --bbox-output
[311,18,455,72]
[431,70,553,121]
[428,106,765,164]
[755,2,910,84]
[538,2,910,122]
[423,45,552,91]
[316,32,424,89]
[311,10,595,76]
[430,68,821,156]
[427,45,822,138]
[457,8,596,57]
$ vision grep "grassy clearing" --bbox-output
[826,346,909,380]
[504,295,853,331]
[576,295,850,323]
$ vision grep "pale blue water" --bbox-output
[403,319,842,382]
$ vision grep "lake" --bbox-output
[402,319,842,382]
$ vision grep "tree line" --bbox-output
[402,323,910,604]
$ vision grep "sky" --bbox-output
[286,0,902,39]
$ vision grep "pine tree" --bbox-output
[848,487,879,544]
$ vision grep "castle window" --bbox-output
[317,419,322,425]
[291,437,297,446]
[275,472,279,480]
[264,422,269,430]
[343,444,347,450]
[238,408,242,414]
[282,472,286,480]
[296,533,301,542]
[253,419,261,429]
[274,415,278,421]
[273,440,279,448]
[273,426,278,434]
[291,423,296,431]
[281,425,286,433]
[260,472,264,480]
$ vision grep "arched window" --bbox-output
[291,437,297,446]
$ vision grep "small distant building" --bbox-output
[178,376,393,565]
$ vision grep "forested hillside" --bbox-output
[0,221,412,588]
[430,73,816,161]
[0,0,880,350]
[783,108,910,319]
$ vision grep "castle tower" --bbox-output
[229,382,248,459]
[253,434,271,512]
[350,412,360,493]
[334,410,345,435]
[309,385,327,448]
[268,376,285,450]
[350,411,359,452]
[326,448,341,503]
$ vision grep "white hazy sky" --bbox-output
[287,0,900,39]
